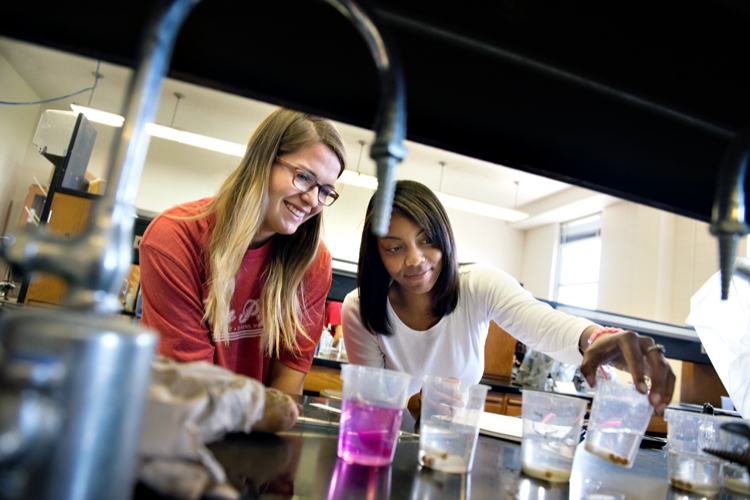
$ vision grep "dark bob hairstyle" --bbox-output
[357,180,460,336]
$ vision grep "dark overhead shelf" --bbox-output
[3,0,749,222]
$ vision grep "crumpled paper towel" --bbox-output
[137,356,298,500]
[686,258,750,419]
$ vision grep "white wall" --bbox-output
[448,208,524,277]
[515,200,735,328]
[0,52,44,233]
[321,183,526,276]
[519,223,558,299]
[599,202,677,322]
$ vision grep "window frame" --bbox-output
[554,214,602,309]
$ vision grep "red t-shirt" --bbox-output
[325,300,343,327]
[139,198,331,386]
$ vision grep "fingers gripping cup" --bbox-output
[418,376,490,473]
[584,379,653,469]
[337,365,412,466]
[520,390,588,483]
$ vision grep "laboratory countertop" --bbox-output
[132,395,745,500]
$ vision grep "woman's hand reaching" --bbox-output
[580,326,676,414]
[406,377,464,428]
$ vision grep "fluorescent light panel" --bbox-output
[336,172,529,222]
[70,104,124,127]
[70,105,246,157]
[337,170,379,190]
[435,191,529,222]
[145,123,246,156]
[72,105,529,221]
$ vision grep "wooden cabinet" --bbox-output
[304,365,344,394]
[23,191,95,306]
[680,361,728,408]
[484,391,522,416]
[483,321,517,380]
[482,321,522,415]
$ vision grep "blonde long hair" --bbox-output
[196,108,345,356]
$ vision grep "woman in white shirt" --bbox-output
[342,180,675,414]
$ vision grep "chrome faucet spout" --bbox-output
[710,128,750,300]
[0,2,408,497]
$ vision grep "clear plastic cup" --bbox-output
[721,421,750,495]
[326,459,392,499]
[319,331,334,355]
[664,409,726,496]
[418,376,490,473]
[520,390,588,482]
[723,464,750,495]
[583,379,652,469]
[337,365,412,466]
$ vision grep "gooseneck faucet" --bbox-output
[710,128,750,300]
[0,1,406,498]
[324,0,407,236]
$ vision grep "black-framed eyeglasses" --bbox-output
[275,157,340,207]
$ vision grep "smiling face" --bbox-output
[253,141,341,247]
[377,214,444,297]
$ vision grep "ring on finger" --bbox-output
[646,344,666,355]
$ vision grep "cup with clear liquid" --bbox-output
[584,379,653,469]
[520,390,588,482]
[721,421,750,495]
[664,408,727,496]
[418,376,490,473]
[337,365,412,466]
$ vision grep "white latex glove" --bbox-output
[137,357,298,500]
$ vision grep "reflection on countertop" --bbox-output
[133,395,726,500]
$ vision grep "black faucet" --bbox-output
[710,128,750,300]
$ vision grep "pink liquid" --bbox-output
[337,398,403,466]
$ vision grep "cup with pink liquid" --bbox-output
[337,365,412,466]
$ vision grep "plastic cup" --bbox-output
[664,409,726,496]
[418,376,490,473]
[723,463,750,495]
[721,422,750,495]
[337,365,412,466]
[326,459,392,499]
[520,390,588,482]
[583,379,652,469]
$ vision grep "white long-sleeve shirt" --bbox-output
[342,264,594,395]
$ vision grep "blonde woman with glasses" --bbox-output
[139,108,345,394]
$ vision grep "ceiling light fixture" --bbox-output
[337,157,528,222]
[146,92,247,156]
[70,104,125,127]
[434,191,529,222]
[434,161,528,222]
[337,140,378,189]
[70,88,246,157]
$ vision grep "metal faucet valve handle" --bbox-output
[702,421,750,474]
